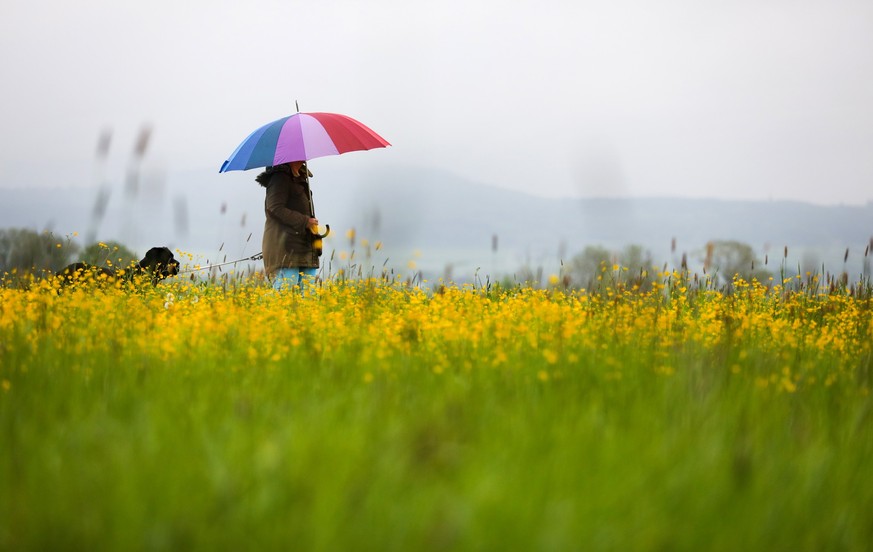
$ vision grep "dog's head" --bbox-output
[139,247,180,281]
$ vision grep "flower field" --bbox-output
[1,270,872,550]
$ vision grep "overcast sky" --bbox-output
[2,0,872,205]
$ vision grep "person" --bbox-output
[256,160,320,291]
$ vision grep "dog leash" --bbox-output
[178,252,264,275]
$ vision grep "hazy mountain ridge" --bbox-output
[346,167,873,264]
[2,165,871,277]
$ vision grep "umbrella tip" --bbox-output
[295,100,300,113]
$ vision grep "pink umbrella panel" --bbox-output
[219,112,390,173]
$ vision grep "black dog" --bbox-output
[58,246,180,286]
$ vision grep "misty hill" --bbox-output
[339,166,872,277]
[2,164,871,278]
[348,166,872,250]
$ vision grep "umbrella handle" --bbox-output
[312,224,330,258]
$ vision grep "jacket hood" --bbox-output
[255,163,313,187]
[255,164,289,187]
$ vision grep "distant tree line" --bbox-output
[514,240,774,291]
[0,227,138,276]
[3,225,800,291]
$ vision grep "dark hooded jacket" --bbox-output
[257,164,319,277]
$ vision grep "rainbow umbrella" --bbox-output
[219,112,390,173]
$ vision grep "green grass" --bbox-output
[1,279,872,551]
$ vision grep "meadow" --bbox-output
[1,266,872,551]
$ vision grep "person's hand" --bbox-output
[308,218,320,233]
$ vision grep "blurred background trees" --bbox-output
[566,244,654,290]
[79,241,138,269]
[698,240,771,286]
[0,228,79,275]
[0,227,140,275]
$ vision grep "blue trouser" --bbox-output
[272,267,318,292]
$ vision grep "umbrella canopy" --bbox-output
[219,112,390,173]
